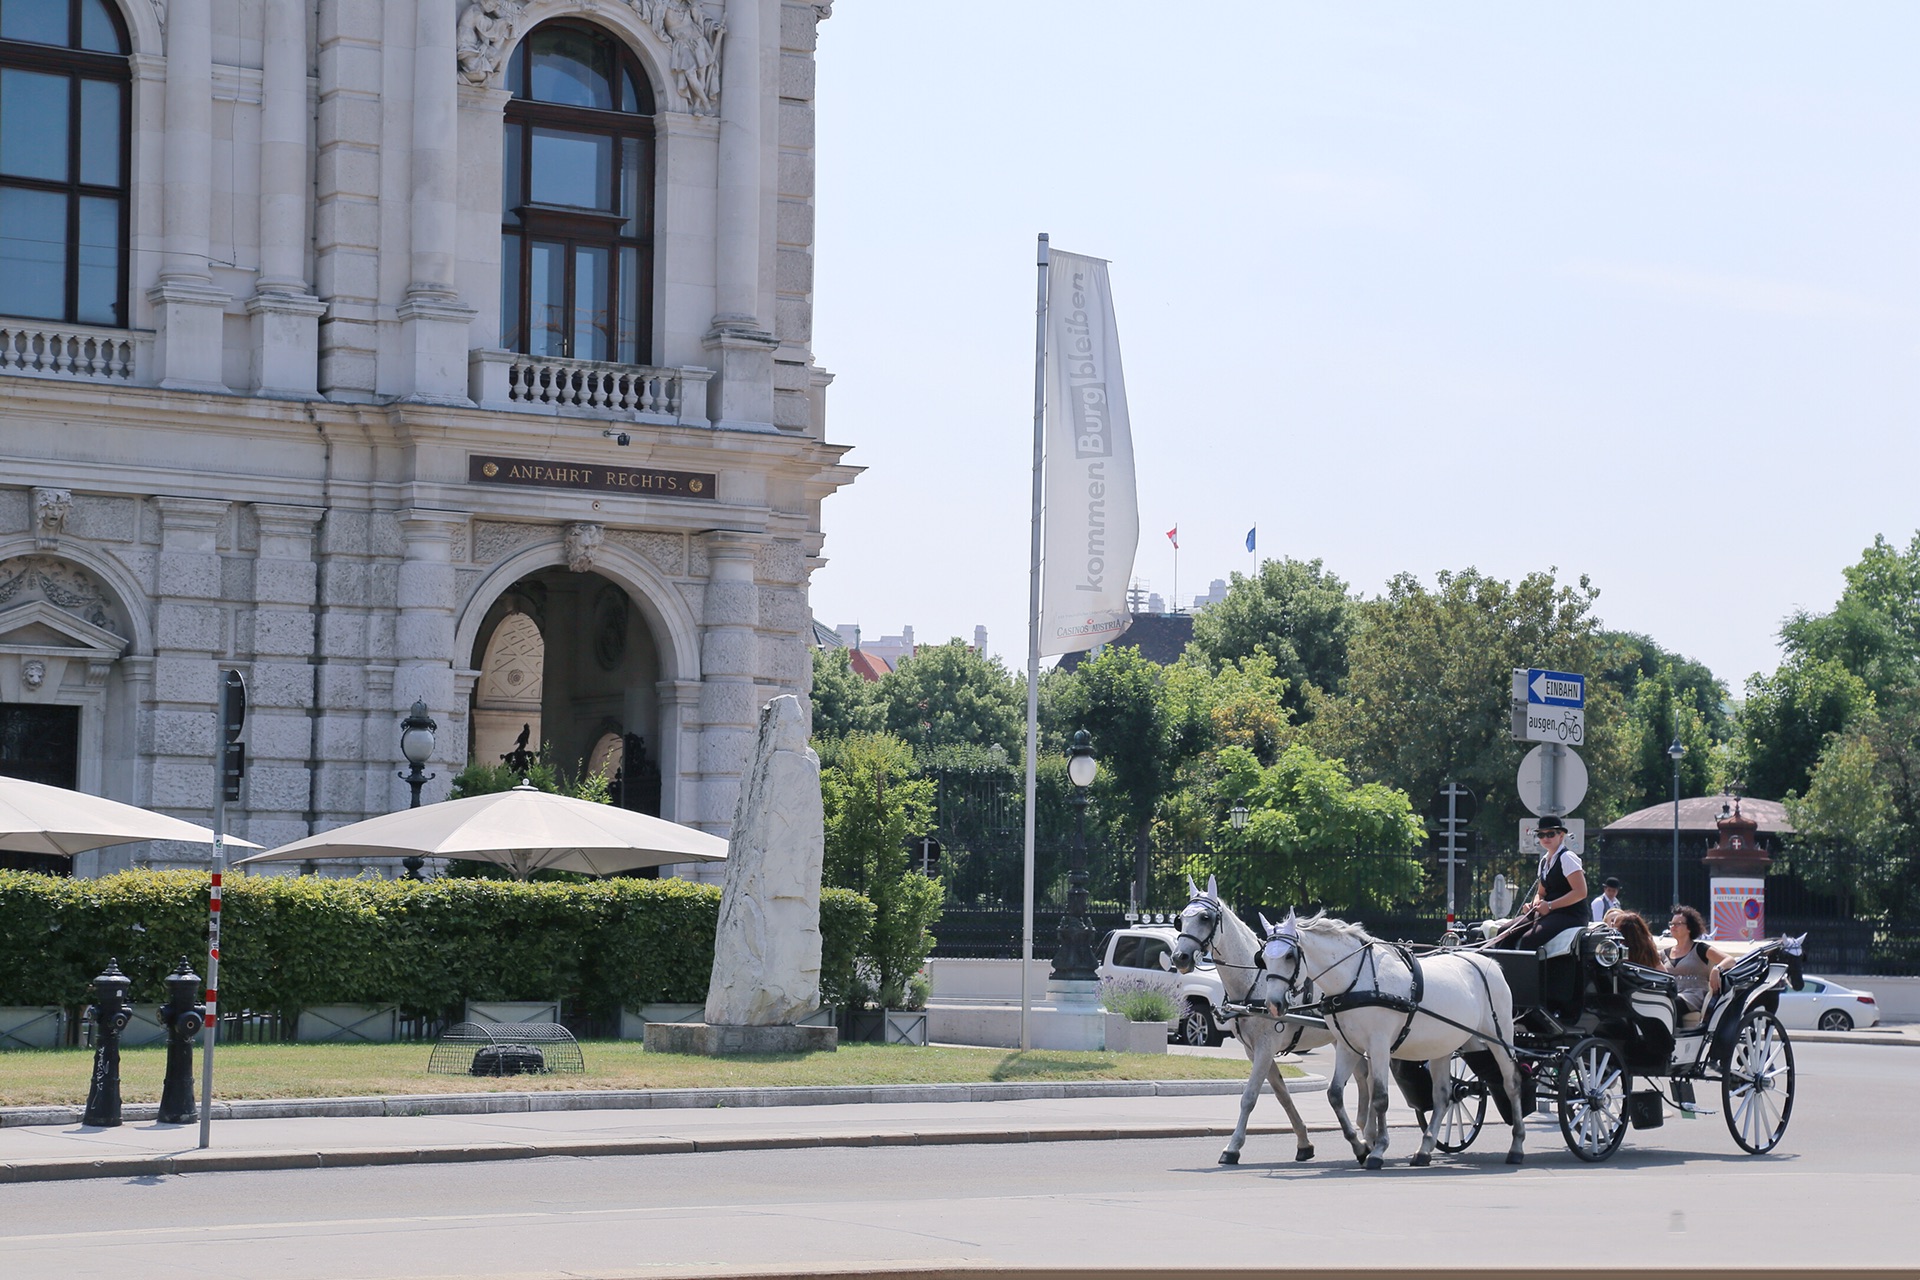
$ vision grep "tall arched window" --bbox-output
[0,0,131,327]
[501,23,655,365]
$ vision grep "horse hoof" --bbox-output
[1506,1152,1525,1166]
[1365,1156,1384,1171]
[1217,1150,1239,1165]
[1410,1153,1431,1168]
[1296,1145,1314,1162]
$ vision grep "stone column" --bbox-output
[703,0,777,428]
[148,0,228,391]
[314,0,384,398]
[145,497,232,863]
[392,510,467,808]
[693,531,765,849]
[397,0,476,402]
[247,0,325,398]
[242,505,324,853]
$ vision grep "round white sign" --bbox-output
[1516,743,1588,816]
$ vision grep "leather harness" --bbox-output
[1315,940,1427,1054]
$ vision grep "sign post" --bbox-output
[199,669,244,1150]
[1428,784,1476,927]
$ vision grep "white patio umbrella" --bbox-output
[234,783,727,879]
[0,775,262,857]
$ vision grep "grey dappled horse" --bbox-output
[1168,876,1331,1165]
[1265,911,1526,1169]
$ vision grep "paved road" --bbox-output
[0,1042,1908,1277]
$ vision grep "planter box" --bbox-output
[464,1000,559,1026]
[1104,1012,1173,1054]
[0,1006,66,1050]
[296,1005,400,1044]
[847,1009,929,1046]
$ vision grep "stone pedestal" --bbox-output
[644,1022,837,1055]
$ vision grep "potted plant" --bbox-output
[1099,978,1177,1054]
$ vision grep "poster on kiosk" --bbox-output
[1710,878,1765,942]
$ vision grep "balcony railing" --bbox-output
[0,320,147,385]
[469,349,712,426]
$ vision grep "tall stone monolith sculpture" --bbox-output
[647,694,836,1053]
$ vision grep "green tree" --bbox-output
[819,732,942,1007]
[874,639,1024,756]
[1187,557,1359,718]
[1779,532,1920,701]
[1188,743,1426,911]
[1737,657,1872,801]
[1619,663,1718,813]
[1307,568,1637,843]
[809,646,880,742]
[1043,645,1173,899]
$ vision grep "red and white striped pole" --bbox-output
[200,670,244,1149]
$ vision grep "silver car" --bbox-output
[1776,974,1880,1031]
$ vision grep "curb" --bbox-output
[0,1074,1325,1130]
[0,1118,1333,1185]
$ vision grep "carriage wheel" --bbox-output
[1722,1008,1795,1154]
[1557,1037,1629,1163]
[1415,1053,1488,1153]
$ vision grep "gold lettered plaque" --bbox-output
[468,454,716,500]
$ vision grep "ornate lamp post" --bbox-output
[1050,729,1099,983]
[1228,801,1250,834]
[398,699,437,879]
[1667,738,1686,906]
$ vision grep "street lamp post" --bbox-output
[1228,801,1250,834]
[398,699,437,879]
[1667,738,1685,906]
[1050,729,1099,983]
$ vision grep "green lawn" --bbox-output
[0,1040,1272,1108]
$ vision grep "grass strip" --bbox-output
[0,1041,1277,1108]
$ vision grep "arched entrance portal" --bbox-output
[469,568,663,815]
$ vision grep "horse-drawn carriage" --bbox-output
[1169,878,1798,1169]
[1399,919,1798,1162]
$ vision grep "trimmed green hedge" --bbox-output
[0,870,874,1020]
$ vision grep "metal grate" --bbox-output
[426,1021,585,1076]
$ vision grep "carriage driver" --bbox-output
[1514,816,1590,950]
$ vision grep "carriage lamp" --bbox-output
[1050,730,1099,983]
[398,699,438,878]
[1228,801,1250,832]
[1593,936,1624,968]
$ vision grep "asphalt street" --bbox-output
[0,1041,1908,1278]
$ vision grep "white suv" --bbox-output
[1095,925,1232,1046]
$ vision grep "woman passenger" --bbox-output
[1666,904,1732,1014]
[1613,911,1663,970]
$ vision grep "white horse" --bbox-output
[1167,876,1333,1165]
[1265,910,1527,1170]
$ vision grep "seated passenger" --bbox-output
[1614,911,1664,970]
[1513,818,1589,950]
[1665,904,1732,1014]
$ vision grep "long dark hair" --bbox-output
[1615,912,1663,969]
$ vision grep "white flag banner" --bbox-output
[1039,250,1138,656]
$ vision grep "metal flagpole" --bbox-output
[1021,232,1049,1053]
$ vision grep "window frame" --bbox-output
[0,1,132,328]
[500,21,655,366]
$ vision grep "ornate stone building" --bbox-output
[0,0,854,877]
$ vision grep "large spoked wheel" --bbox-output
[1723,1008,1795,1154]
[1415,1053,1488,1153]
[1557,1037,1630,1163]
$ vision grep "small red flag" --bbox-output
[1165,526,1178,549]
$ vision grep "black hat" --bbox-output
[1535,817,1569,834]
[1603,876,1622,889]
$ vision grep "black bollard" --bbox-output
[157,958,206,1125]
[81,958,133,1128]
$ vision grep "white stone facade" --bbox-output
[0,0,854,877]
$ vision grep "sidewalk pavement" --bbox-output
[2,1024,1910,1186]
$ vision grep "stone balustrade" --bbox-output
[468,349,713,426]
[0,321,147,385]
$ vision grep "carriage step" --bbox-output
[1675,1102,1717,1118]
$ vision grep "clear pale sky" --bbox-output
[806,3,1919,694]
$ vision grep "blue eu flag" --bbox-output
[1245,526,1256,553]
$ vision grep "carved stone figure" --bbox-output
[631,0,724,115]
[704,695,825,1026]
[32,489,72,551]
[0,556,122,635]
[564,522,604,573]
[456,0,525,86]
[22,659,46,689]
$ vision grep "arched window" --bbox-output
[0,0,131,327]
[500,23,655,365]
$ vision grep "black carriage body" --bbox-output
[1484,929,1679,1076]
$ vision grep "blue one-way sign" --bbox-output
[1515,668,1585,708]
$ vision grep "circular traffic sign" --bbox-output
[1516,744,1587,816]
